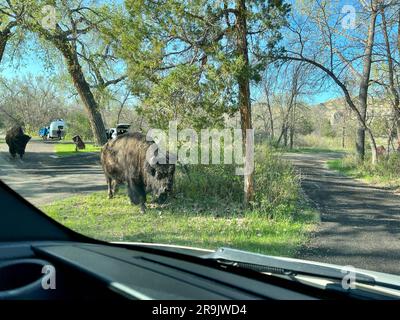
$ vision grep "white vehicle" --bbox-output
[107,127,117,140]
[107,123,131,140]
[48,119,66,140]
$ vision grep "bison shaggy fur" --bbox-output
[100,132,175,213]
[5,126,31,159]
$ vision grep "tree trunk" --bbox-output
[342,125,345,148]
[289,101,296,149]
[0,32,11,62]
[367,128,378,165]
[236,0,254,206]
[277,123,286,146]
[356,113,366,162]
[266,95,274,139]
[357,6,377,162]
[381,7,400,142]
[289,126,294,149]
[283,126,288,147]
[34,24,108,146]
[0,23,15,63]
[58,44,107,145]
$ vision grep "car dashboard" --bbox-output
[0,241,330,300]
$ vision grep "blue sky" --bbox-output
[1,0,358,106]
[0,45,340,105]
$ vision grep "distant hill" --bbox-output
[309,96,393,125]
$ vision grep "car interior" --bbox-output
[3,180,399,300]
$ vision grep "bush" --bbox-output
[174,144,301,219]
[64,111,94,141]
[253,145,300,217]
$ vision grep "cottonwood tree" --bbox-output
[0,8,16,62]
[278,0,383,163]
[3,0,127,145]
[376,3,400,143]
[115,0,290,205]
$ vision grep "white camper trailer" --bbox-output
[48,119,66,140]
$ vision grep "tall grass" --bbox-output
[174,144,301,218]
[327,153,400,188]
[296,134,351,151]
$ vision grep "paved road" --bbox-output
[2,139,400,274]
[0,140,106,206]
[285,152,400,274]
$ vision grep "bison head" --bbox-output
[146,153,176,203]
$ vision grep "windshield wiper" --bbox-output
[204,247,378,286]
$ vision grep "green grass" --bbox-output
[327,159,358,175]
[41,191,317,256]
[41,145,318,257]
[327,154,400,189]
[55,143,101,157]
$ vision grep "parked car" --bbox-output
[48,119,66,140]
[106,123,131,140]
[38,127,49,140]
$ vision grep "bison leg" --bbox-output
[8,145,16,159]
[112,180,119,195]
[127,180,146,213]
[106,177,114,199]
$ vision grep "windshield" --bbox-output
[0,0,399,279]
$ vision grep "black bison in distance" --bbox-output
[100,132,175,213]
[5,126,31,159]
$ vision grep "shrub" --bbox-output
[173,144,301,219]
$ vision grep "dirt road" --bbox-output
[0,140,106,206]
[285,152,400,274]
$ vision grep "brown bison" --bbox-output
[100,132,175,213]
[5,126,31,159]
[72,135,86,151]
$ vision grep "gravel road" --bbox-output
[285,152,400,274]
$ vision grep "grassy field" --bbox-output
[327,154,400,189]
[42,145,318,257]
[55,143,101,157]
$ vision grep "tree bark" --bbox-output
[0,31,11,62]
[277,123,286,146]
[289,98,296,149]
[356,6,377,162]
[263,82,274,139]
[236,0,254,206]
[27,21,108,145]
[381,7,400,141]
[0,22,16,63]
[367,127,378,164]
[53,41,107,145]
